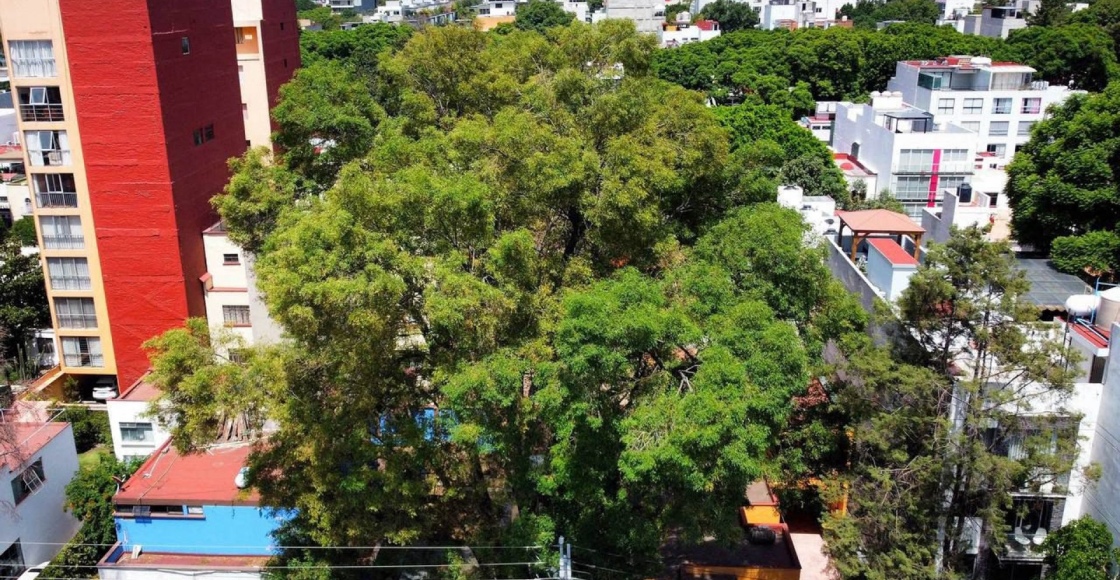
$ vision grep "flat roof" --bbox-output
[868,237,918,266]
[100,544,269,570]
[1,422,69,470]
[669,527,799,571]
[115,441,259,506]
[1015,258,1090,310]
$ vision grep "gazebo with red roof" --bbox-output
[836,209,925,262]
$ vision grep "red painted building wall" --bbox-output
[260,0,301,136]
[60,0,246,387]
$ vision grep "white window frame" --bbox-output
[9,40,56,78]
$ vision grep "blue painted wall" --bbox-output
[115,505,282,555]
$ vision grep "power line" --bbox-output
[0,561,549,571]
[14,540,545,551]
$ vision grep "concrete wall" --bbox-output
[1084,322,1120,543]
[825,237,881,312]
[116,505,282,555]
[106,399,172,461]
[0,424,81,568]
[865,244,916,302]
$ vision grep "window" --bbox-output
[0,541,25,580]
[986,143,1007,157]
[939,175,966,194]
[993,97,1012,114]
[39,216,83,249]
[960,121,981,133]
[223,253,240,265]
[54,297,97,329]
[16,86,64,122]
[119,422,154,443]
[989,193,999,208]
[194,125,215,146]
[896,149,935,172]
[46,257,91,291]
[223,305,251,326]
[204,124,215,141]
[9,40,56,78]
[228,349,248,364]
[10,459,45,504]
[280,22,285,31]
[941,149,970,163]
[937,98,955,114]
[242,103,248,120]
[181,37,191,54]
[892,175,933,201]
[235,28,247,44]
[963,98,983,114]
[1018,121,1036,136]
[1021,97,1042,114]
[61,337,103,367]
[25,130,71,166]
[187,506,204,515]
[32,174,78,208]
[989,121,1010,136]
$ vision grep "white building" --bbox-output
[759,0,848,29]
[960,2,1035,38]
[604,0,663,33]
[831,91,979,219]
[661,19,720,47]
[105,377,172,463]
[0,177,32,225]
[886,56,1080,163]
[321,0,368,12]
[0,422,81,577]
[478,0,520,16]
[202,222,282,354]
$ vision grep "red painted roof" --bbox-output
[100,544,269,569]
[868,237,918,266]
[1,422,69,470]
[837,209,925,234]
[116,374,161,402]
[695,19,718,30]
[1071,321,1110,349]
[115,441,260,506]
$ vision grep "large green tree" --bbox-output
[1041,515,1120,580]
[0,238,49,370]
[698,0,760,31]
[1006,83,1120,275]
[147,22,869,574]
[515,0,575,32]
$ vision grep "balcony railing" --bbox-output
[36,193,78,208]
[28,149,71,167]
[64,353,104,367]
[893,162,975,174]
[19,104,64,123]
[41,234,84,250]
[57,314,97,329]
[49,276,92,291]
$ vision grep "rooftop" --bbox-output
[837,209,926,235]
[99,544,269,570]
[116,374,161,402]
[115,441,259,506]
[833,153,875,178]
[901,56,1035,72]
[667,527,800,571]
[0,422,69,470]
[1015,258,1090,310]
[0,144,23,160]
[868,237,919,266]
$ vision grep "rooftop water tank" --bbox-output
[1097,286,1120,328]
[1065,294,1100,318]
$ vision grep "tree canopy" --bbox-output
[1041,516,1120,580]
[148,21,870,572]
[515,0,576,32]
[1006,82,1120,275]
[697,0,759,31]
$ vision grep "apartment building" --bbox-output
[0,0,298,399]
[604,0,664,33]
[759,0,850,29]
[831,92,979,219]
[886,56,1081,163]
[201,222,283,355]
[1,422,81,578]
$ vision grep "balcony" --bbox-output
[41,234,84,250]
[49,276,92,291]
[64,353,104,368]
[57,314,97,329]
[893,162,975,174]
[36,193,78,208]
[19,103,64,123]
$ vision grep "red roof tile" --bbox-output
[837,209,925,234]
[116,374,161,402]
[1071,322,1110,349]
[868,237,918,266]
[100,544,269,569]
[115,441,259,506]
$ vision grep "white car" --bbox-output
[18,562,50,580]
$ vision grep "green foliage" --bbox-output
[39,456,140,579]
[7,217,37,247]
[698,0,759,31]
[515,0,575,32]
[839,0,941,28]
[0,238,50,366]
[1005,24,1119,91]
[300,23,413,79]
[298,6,343,30]
[1041,516,1120,580]
[1027,0,1072,26]
[1007,83,1120,272]
[850,188,906,213]
[151,22,872,571]
[1051,230,1120,275]
[295,0,318,11]
[57,407,111,453]
[665,2,690,22]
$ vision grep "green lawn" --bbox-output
[77,445,110,471]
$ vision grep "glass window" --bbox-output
[0,541,25,580]
[989,121,1010,136]
[223,305,251,326]
[55,297,97,329]
[1021,97,1042,114]
[39,216,83,249]
[10,459,45,504]
[993,98,1012,114]
[941,149,970,163]
[16,86,64,122]
[32,174,78,208]
[223,253,240,265]
[892,176,932,200]
[61,337,103,368]
[9,40,56,78]
[990,72,1030,90]
[119,422,155,443]
[1018,121,1036,136]
[937,98,955,114]
[46,257,91,291]
[181,37,191,54]
[963,98,983,114]
[986,143,1008,157]
[896,149,935,172]
[960,121,981,133]
[25,130,71,167]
